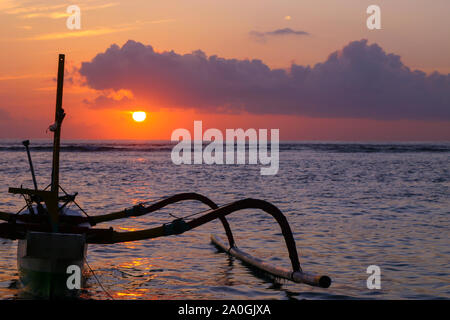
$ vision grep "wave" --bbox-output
[0,142,449,153]
[279,143,450,153]
[0,145,174,152]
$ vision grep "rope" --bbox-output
[59,185,91,218]
[124,196,201,221]
[139,196,220,222]
[16,204,28,215]
[178,202,233,221]
[84,257,114,300]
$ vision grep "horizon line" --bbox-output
[0,138,449,143]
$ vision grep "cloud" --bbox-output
[21,11,70,19]
[83,89,135,109]
[26,19,171,41]
[0,73,52,81]
[2,3,66,15]
[267,28,309,36]
[250,28,309,42]
[79,39,450,120]
[29,26,133,40]
[18,2,120,19]
[82,95,133,109]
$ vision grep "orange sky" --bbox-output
[0,0,449,141]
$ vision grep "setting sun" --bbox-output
[132,111,147,122]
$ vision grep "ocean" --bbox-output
[0,140,449,299]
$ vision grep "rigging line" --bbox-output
[59,184,91,218]
[58,184,69,195]
[168,201,233,222]
[73,200,91,218]
[178,206,216,220]
[176,200,240,222]
[164,207,208,222]
[16,204,28,215]
[16,185,28,215]
[130,196,221,222]
[84,257,114,300]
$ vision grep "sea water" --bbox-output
[0,140,448,299]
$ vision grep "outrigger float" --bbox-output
[0,55,331,298]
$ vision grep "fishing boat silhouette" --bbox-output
[0,54,331,299]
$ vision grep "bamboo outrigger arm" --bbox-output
[0,192,236,247]
[0,198,301,271]
[87,193,236,247]
[1,196,299,271]
[0,193,236,247]
[88,198,301,270]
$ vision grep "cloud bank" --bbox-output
[79,39,450,120]
[250,28,310,41]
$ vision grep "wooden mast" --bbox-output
[8,55,67,230]
[51,54,65,195]
[49,54,65,229]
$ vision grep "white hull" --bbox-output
[16,209,89,298]
[17,231,87,298]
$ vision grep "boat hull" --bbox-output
[17,231,87,299]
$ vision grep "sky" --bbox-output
[0,0,449,141]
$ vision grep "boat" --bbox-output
[0,54,331,299]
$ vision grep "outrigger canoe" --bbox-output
[0,54,331,299]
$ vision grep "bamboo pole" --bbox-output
[48,54,65,231]
[51,54,65,196]
[211,234,331,288]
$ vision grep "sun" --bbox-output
[132,111,147,122]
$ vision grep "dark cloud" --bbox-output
[82,95,134,109]
[79,39,450,120]
[268,28,309,36]
[250,28,310,41]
